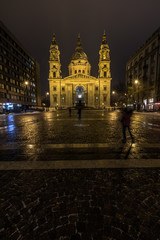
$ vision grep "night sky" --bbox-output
[1,0,160,95]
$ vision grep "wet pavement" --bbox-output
[0,110,160,240]
[0,110,160,161]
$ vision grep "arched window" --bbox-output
[53,72,56,78]
[104,71,106,77]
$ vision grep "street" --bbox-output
[0,110,160,240]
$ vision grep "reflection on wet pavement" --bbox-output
[0,110,160,161]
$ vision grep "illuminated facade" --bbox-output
[0,21,41,113]
[126,27,160,111]
[48,32,112,108]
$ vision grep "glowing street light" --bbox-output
[25,81,29,86]
[24,81,29,112]
[112,91,115,94]
[46,92,49,96]
[134,79,140,111]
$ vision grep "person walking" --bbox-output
[121,107,134,143]
[69,107,72,117]
[78,107,81,119]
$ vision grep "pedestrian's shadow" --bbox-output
[124,144,132,159]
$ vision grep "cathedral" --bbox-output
[48,32,112,109]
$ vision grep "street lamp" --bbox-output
[24,81,29,112]
[111,91,116,110]
[134,79,140,111]
[45,92,50,111]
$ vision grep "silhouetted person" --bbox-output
[78,107,81,119]
[121,107,134,143]
[69,107,71,117]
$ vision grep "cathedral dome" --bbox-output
[71,50,88,61]
[71,34,88,61]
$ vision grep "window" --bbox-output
[53,86,56,91]
[104,87,107,91]
[0,65,3,70]
[53,72,56,78]
[54,96,57,102]
[149,98,154,103]
[78,70,81,73]
[75,70,77,74]
[95,87,98,91]
[104,72,106,77]
[83,70,85,73]
[0,83,4,89]
[62,87,65,91]
[104,96,106,102]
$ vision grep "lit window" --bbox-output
[0,83,4,89]
[149,98,154,103]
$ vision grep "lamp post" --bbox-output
[112,91,116,110]
[134,79,140,111]
[24,81,28,112]
[46,92,49,111]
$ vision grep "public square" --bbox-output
[1,110,160,240]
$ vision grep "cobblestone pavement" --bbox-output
[0,110,160,161]
[1,169,160,240]
[1,110,160,239]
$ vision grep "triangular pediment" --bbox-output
[64,73,96,80]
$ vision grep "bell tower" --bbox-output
[98,31,111,78]
[49,33,61,79]
[48,34,62,108]
[98,31,112,107]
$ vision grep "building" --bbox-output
[48,32,112,109]
[126,28,160,111]
[0,21,41,113]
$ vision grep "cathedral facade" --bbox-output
[48,32,112,109]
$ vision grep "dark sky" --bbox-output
[1,0,160,95]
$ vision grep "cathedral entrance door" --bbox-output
[75,86,85,106]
